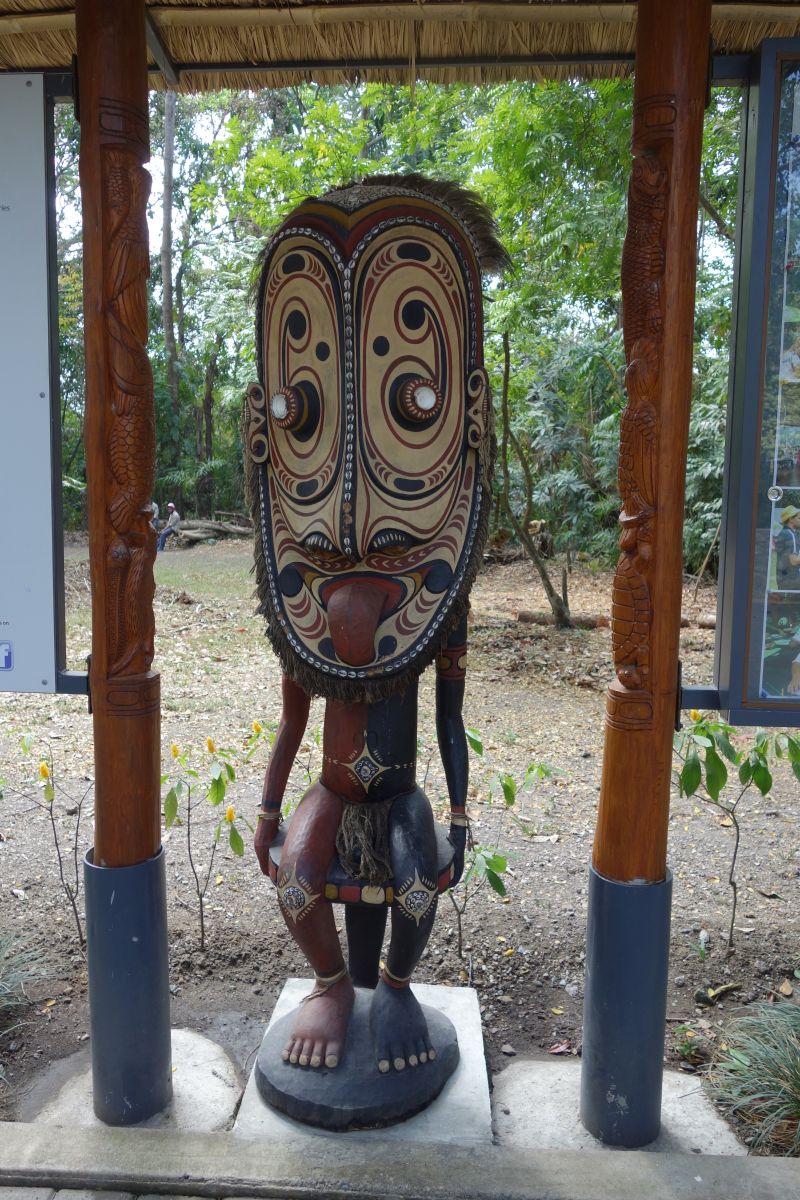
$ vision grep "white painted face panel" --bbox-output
[0,75,58,692]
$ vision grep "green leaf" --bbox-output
[525,761,553,783]
[691,734,712,749]
[208,775,226,806]
[164,788,178,828]
[224,762,236,782]
[704,746,727,802]
[43,780,55,804]
[229,823,245,857]
[486,869,507,897]
[485,852,508,873]
[738,759,752,785]
[680,749,701,797]
[714,731,739,764]
[465,728,484,756]
[751,760,772,796]
[500,774,517,806]
[19,734,34,754]
[210,760,223,780]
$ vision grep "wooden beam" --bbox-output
[145,10,179,86]
[593,0,713,883]
[76,0,161,868]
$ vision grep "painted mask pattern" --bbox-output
[245,177,503,699]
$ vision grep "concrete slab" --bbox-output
[492,1060,746,1155]
[25,1029,240,1133]
[0,1190,55,1200]
[2,1118,798,1200]
[234,978,492,1146]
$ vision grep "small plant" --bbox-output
[162,722,267,949]
[0,736,90,949]
[673,1021,715,1067]
[674,712,800,956]
[710,1001,800,1155]
[447,727,557,963]
[0,934,48,1051]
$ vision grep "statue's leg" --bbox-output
[276,781,354,1069]
[345,905,388,988]
[370,787,438,1073]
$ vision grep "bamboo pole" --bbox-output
[593,0,712,883]
[77,0,161,868]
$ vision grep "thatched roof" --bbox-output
[1,2,800,89]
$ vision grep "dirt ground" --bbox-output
[0,540,798,1124]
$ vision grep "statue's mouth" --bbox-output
[320,578,401,667]
[318,574,405,618]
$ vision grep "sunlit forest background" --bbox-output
[55,81,741,576]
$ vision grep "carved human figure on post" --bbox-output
[245,177,507,1074]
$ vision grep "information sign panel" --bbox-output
[0,75,59,693]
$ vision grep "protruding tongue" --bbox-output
[327,582,385,666]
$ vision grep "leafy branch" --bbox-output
[674,713,800,956]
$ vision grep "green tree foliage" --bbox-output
[56,82,741,574]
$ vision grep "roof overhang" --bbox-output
[1,2,800,89]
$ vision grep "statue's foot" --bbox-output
[282,973,355,1069]
[370,978,435,1073]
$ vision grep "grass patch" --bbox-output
[0,935,47,1040]
[710,1001,800,1155]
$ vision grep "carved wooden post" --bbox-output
[580,0,712,1147]
[77,0,160,869]
[76,0,171,1124]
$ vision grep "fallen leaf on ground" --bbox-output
[549,1040,571,1055]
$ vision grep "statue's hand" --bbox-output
[448,821,467,889]
[254,810,280,875]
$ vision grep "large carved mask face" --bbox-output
[245,176,507,700]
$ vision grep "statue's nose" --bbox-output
[336,502,360,563]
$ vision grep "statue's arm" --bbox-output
[435,615,470,888]
[254,673,311,874]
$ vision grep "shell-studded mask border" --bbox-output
[245,177,506,702]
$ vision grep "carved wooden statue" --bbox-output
[245,176,507,1081]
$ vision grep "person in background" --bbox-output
[157,502,180,551]
[776,505,800,589]
[150,499,160,532]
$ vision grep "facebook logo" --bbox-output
[0,642,13,671]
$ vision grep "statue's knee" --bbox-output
[276,856,326,923]
[393,865,438,926]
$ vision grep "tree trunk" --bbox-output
[160,89,180,476]
[196,333,223,518]
[500,331,572,628]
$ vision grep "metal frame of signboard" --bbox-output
[684,41,800,726]
[48,72,88,695]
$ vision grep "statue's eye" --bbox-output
[398,378,443,423]
[269,384,321,443]
[270,386,301,428]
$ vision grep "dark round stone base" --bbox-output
[255,987,459,1131]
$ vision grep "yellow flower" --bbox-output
[225,804,235,823]
[689,709,702,723]
[38,761,50,779]
[252,720,263,735]
[170,743,180,759]
[206,736,216,754]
